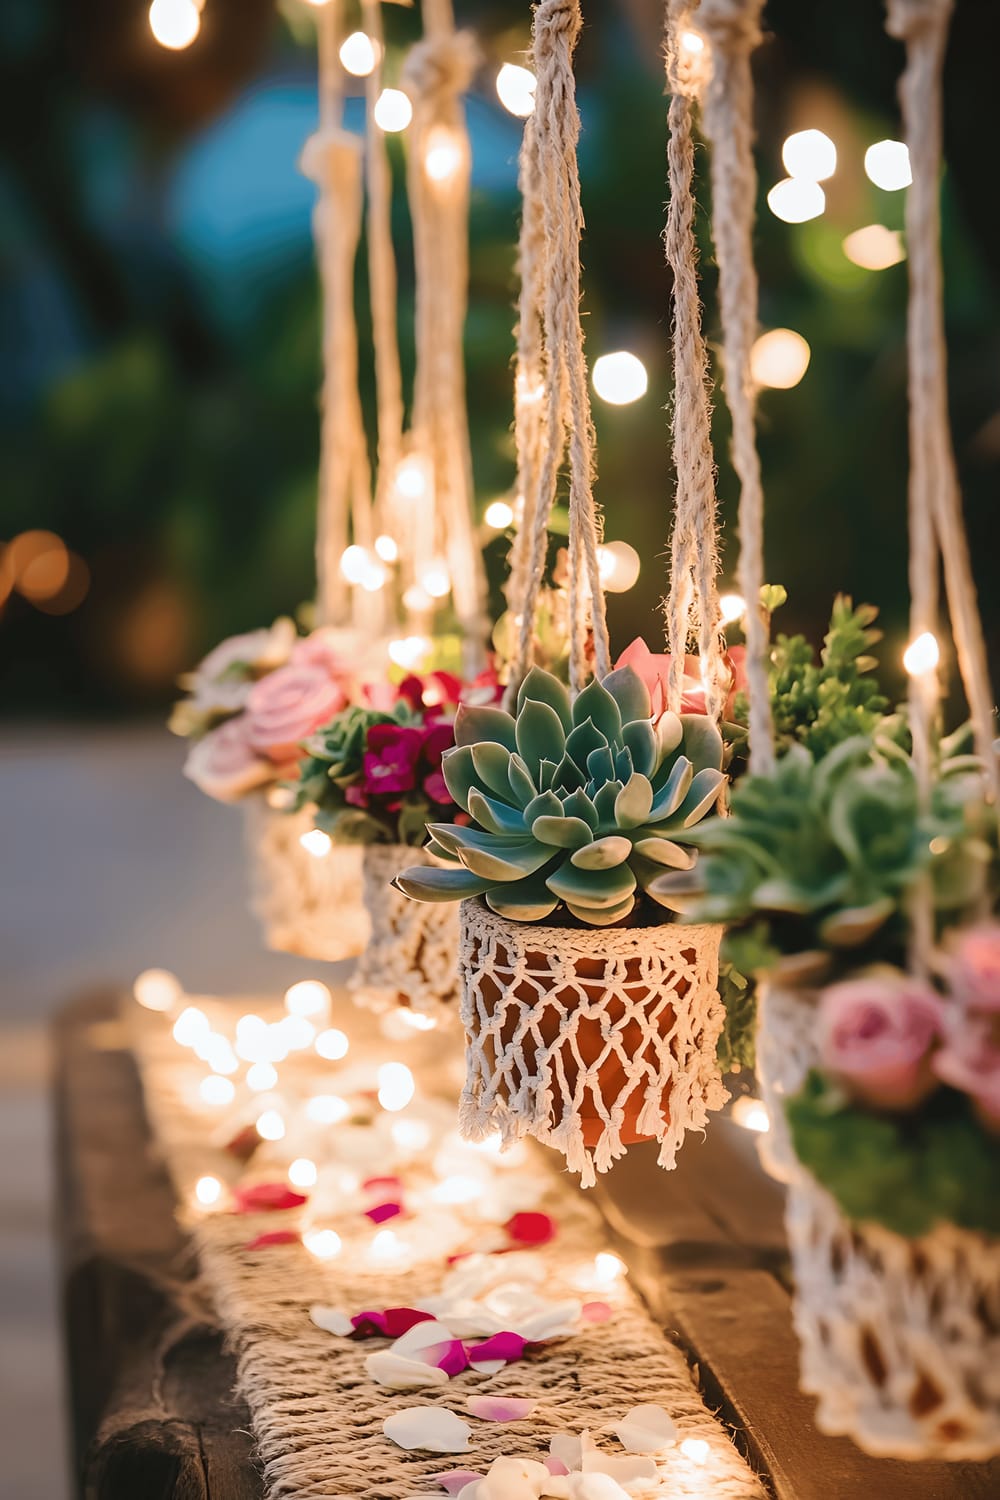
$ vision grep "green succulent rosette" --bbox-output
[394,664,726,926]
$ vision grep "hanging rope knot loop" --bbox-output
[534,0,583,50]
[402,29,479,102]
[697,0,763,59]
[886,0,954,42]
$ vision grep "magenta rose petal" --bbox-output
[431,1471,484,1495]
[234,1182,308,1213]
[419,1340,470,1377]
[351,1310,390,1337]
[382,1308,436,1339]
[503,1211,556,1247]
[581,1301,612,1323]
[466,1395,536,1422]
[366,1200,404,1224]
[467,1332,527,1363]
[244,1229,300,1250]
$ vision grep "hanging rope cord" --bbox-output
[695,0,774,768]
[887,0,999,809]
[403,0,489,665]
[308,0,374,627]
[508,0,611,700]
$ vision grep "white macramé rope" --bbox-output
[696,0,775,768]
[887,0,998,811]
[403,7,489,668]
[663,4,728,725]
[510,0,611,699]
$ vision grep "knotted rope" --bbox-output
[509,0,611,700]
[887,0,998,815]
[696,0,774,767]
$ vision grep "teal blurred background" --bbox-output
[3,0,1000,717]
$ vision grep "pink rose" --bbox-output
[245,664,347,763]
[183,716,273,803]
[291,627,354,683]
[934,1020,1000,1131]
[950,925,1000,1013]
[615,637,745,718]
[818,975,943,1112]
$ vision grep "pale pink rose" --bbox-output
[818,975,943,1112]
[615,637,745,718]
[245,664,347,763]
[291,627,355,683]
[934,1019,1000,1131]
[950,925,1000,1013]
[183,716,273,803]
[178,618,297,719]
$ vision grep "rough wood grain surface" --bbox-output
[57,994,1000,1499]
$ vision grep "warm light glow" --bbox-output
[750,328,811,390]
[134,968,181,1013]
[516,374,545,407]
[300,828,333,859]
[484,500,515,530]
[596,541,641,594]
[495,62,536,118]
[306,1093,350,1125]
[304,1227,343,1260]
[370,1228,407,1263]
[903,631,940,677]
[173,1006,210,1048]
[315,1027,350,1061]
[199,1075,236,1107]
[394,456,429,501]
[277,1015,316,1052]
[719,592,747,625]
[374,533,399,562]
[256,1109,286,1142]
[377,1062,415,1112]
[195,1175,222,1207]
[782,129,836,182]
[842,224,905,271]
[680,1438,710,1465]
[864,139,912,191]
[731,1096,770,1133]
[339,30,379,77]
[149,0,200,50]
[388,635,432,671]
[373,87,412,133]
[592,350,648,406]
[284,980,331,1021]
[424,127,463,183]
[593,1251,627,1287]
[199,1034,239,1075]
[341,544,372,585]
[431,1174,484,1206]
[289,1157,318,1188]
[246,1061,279,1092]
[393,1008,436,1032]
[391,1118,433,1152]
[767,177,825,224]
[680,29,705,54]
[420,560,451,599]
[235,1014,270,1063]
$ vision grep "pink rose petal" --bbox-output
[432,1472,484,1496]
[420,1340,470,1377]
[366,1200,404,1224]
[466,1395,537,1422]
[234,1182,308,1213]
[244,1229,300,1250]
[467,1332,527,1364]
[504,1212,556,1247]
[581,1301,612,1323]
[545,1458,570,1477]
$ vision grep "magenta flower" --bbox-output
[818,974,943,1112]
[362,725,424,795]
[951,925,1000,1014]
[424,770,452,805]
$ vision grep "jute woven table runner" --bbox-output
[129,993,764,1500]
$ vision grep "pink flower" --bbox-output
[934,1019,1000,1131]
[291,627,355,684]
[615,637,746,718]
[362,724,424,795]
[951,925,1000,1013]
[424,770,452,804]
[183,716,274,803]
[245,664,348,764]
[195,618,296,684]
[818,975,943,1112]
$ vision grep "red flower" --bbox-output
[362,725,424,795]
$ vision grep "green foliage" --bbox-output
[787,1070,1000,1238]
[294,702,429,845]
[716,963,756,1072]
[394,665,726,925]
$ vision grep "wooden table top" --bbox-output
[56,991,1000,1500]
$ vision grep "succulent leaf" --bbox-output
[467,788,530,836]
[566,717,610,768]
[571,836,633,869]
[601,665,652,724]
[615,772,654,829]
[455,704,517,751]
[632,837,695,870]
[622,718,657,777]
[586,745,617,784]
[572,677,623,745]
[563,787,600,830]
[392,865,493,902]
[472,741,519,799]
[678,767,726,826]
[546,860,637,910]
[515,699,566,772]
[441,745,487,812]
[486,873,560,922]
[531,815,594,849]
[507,753,537,804]
[517,668,573,732]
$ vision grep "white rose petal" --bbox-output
[391,1319,456,1358]
[566,1477,631,1500]
[309,1304,353,1336]
[383,1406,473,1453]
[612,1405,678,1454]
[469,1359,507,1376]
[366,1351,451,1389]
[479,1456,552,1499]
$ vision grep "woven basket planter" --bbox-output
[242,798,369,962]
[349,844,460,1022]
[787,1171,1000,1460]
[457,900,728,1187]
[755,980,819,1183]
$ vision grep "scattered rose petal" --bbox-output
[565,1476,630,1500]
[467,1395,537,1422]
[468,1332,527,1364]
[310,1304,353,1336]
[351,1307,435,1339]
[512,1303,581,1342]
[384,1406,473,1453]
[244,1229,299,1250]
[432,1472,484,1497]
[234,1182,308,1213]
[545,1458,570,1477]
[352,1310,390,1337]
[469,1359,506,1376]
[393,1320,458,1358]
[581,1303,611,1324]
[422,1340,471,1377]
[366,1200,404,1224]
[366,1351,451,1389]
[504,1212,556,1247]
[612,1404,678,1454]
[475,1457,552,1498]
[549,1433,584,1472]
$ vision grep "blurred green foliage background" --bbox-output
[2,0,999,717]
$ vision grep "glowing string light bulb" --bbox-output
[256,1109,286,1142]
[378,1062,415,1112]
[781,129,837,182]
[199,1075,235,1107]
[719,592,747,626]
[420,560,451,600]
[300,828,332,859]
[843,225,905,271]
[864,139,912,191]
[315,1028,349,1061]
[339,31,379,77]
[394,456,429,501]
[750,329,811,390]
[596,541,641,594]
[288,1158,318,1188]
[246,1062,278,1092]
[303,1228,342,1260]
[149,0,200,51]
[284,980,331,1021]
[680,1438,710,1465]
[592,351,648,406]
[373,88,412,133]
[767,178,825,224]
[903,631,940,677]
[195,1175,222,1207]
[173,1006,210,1048]
[374,534,399,562]
[424,127,463,183]
[731,1096,770,1133]
[134,968,182,1012]
[495,63,536,118]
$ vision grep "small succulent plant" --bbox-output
[394,665,726,925]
